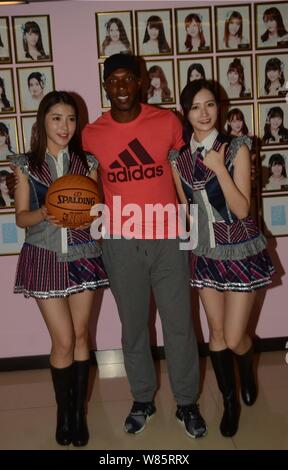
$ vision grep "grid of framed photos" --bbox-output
[95,2,288,237]
[0,14,55,254]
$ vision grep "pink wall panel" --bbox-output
[0,1,286,358]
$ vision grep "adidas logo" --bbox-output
[108,138,163,183]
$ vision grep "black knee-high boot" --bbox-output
[210,349,240,437]
[50,363,74,445]
[72,359,90,447]
[234,346,257,406]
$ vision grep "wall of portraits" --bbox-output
[0,13,54,254]
[1,1,288,246]
[95,2,288,238]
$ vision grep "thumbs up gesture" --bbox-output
[203,143,228,176]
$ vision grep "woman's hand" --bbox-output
[41,206,64,227]
[203,143,228,176]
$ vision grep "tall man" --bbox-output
[82,54,207,438]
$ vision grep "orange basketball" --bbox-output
[45,174,100,228]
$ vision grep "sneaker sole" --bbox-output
[124,412,156,435]
[176,416,208,439]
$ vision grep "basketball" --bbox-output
[45,174,100,228]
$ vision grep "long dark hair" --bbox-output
[143,16,171,53]
[0,77,11,109]
[0,122,13,152]
[264,58,285,94]
[28,91,88,171]
[263,106,288,143]
[261,7,288,42]
[22,21,47,59]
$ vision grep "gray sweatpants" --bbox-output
[102,238,200,405]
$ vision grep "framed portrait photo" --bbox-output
[256,52,288,99]
[258,101,288,146]
[262,194,288,237]
[0,17,12,64]
[260,148,288,192]
[215,4,251,52]
[175,7,212,55]
[177,58,213,96]
[98,63,110,109]
[136,9,173,57]
[0,167,15,211]
[21,115,36,152]
[255,2,288,49]
[96,11,134,59]
[0,68,16,114]
[12,15,52,63]
[144,59,175,106]
[0,212,25,255]
[17,65,55,113]
[0,117,19,162]
[222,103,255,137]
[217,55,253,101]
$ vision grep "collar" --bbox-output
[46,147,69,160]
[190,129,218,154]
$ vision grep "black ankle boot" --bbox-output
[235,346,257,406]
[210,349,240,437]
[72,359,90,447]
[50,363,74,446]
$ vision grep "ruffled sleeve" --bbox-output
[228,135,252,164]
[86,153,99,173]
[168,148,180,162]
[8,154,29,177]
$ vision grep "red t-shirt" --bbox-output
[82,104,184,238]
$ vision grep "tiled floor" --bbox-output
[0,351,287,450]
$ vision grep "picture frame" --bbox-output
[258,101,288,146]
[0,211,25,255]
[0,68,16,114]
[222,103,255,137]
[175,7,212,55]
[17,65,55,113]
[215,4,251,52]
[0,166,15,211]
[255,2,288,50]
[256,52,288,99]
[217,55,253,101]
[177,57,213,96]
[260,148,288,192]
[0,17,12,64]
[0,117,19,162]
[21,115,36,152]
[144,59,176,106]
[135,9,173,57]
[12,15,52,63]
[98,63,110,109]
[96,11,134,59]
[262,194,288,237]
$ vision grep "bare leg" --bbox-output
[36,297,74,367]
